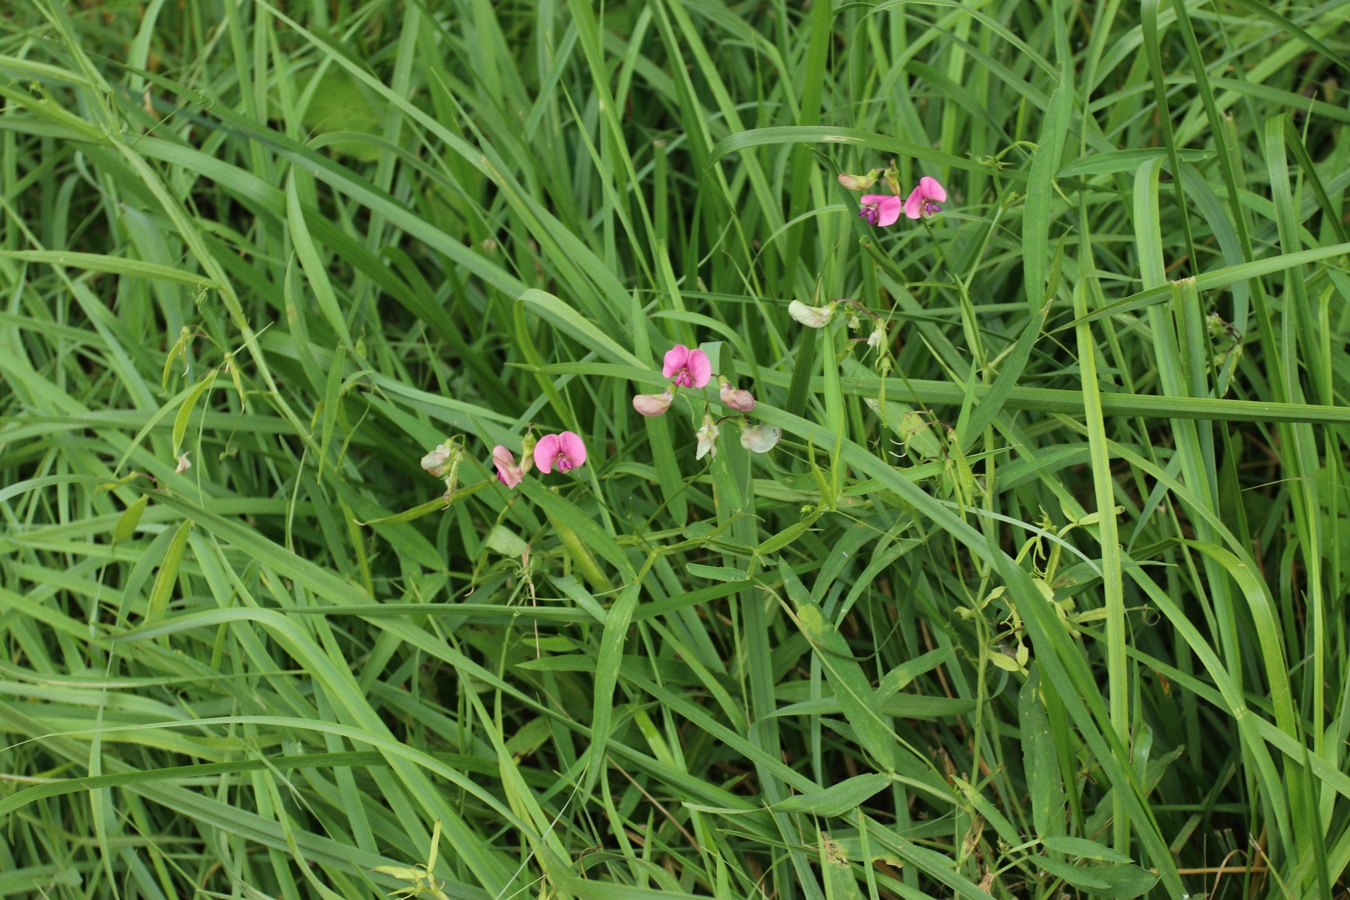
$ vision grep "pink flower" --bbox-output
[904,176,947,220]
[858,194,902,227]
[719,380,755,412]
[534,432,587,473]
[492,445,525,488]
[662,345,712,389]
[633,388,675,417]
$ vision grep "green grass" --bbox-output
[2,0,1349,897]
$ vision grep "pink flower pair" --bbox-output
[633,345,757,417]
[492,432,586,489]
[850,175,948,227]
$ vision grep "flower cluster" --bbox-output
[488,430,587,491]
[633,343,780,460]
[788,298,894,376]
[838,160,947,227]
[421,429,588,498]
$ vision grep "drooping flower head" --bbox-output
[739,423,781,453]
[788,299,837,329]
[662,345,712,389]
[695,414,720,461]
[904,176,947,220]
[718,378,756,412]
[633,388,675,417]
[492,445,526,489]
[858,194,903,227]
[175,452,191,474]
[421,444,452,475]
[534,431,587,473]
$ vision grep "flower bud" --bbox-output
[837,168,882,191]
[718,379,756,412]
[633,388,675,417]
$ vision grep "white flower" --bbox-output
[175,452,191,474]
[421,443,453,475]
[695,415,720,460]
[739,424,781,453]
[867,326,886,349]
[788,300,836,329]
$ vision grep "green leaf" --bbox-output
[771,774,892,817]
[1042,835,1132,863]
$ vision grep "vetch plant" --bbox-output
[533,431,587,473]
[694,413,719,460]
[718,377,755,412]
[491,443,530,489]
[633,387,675,416]
[739,423,781,453]
[662,344,711,388]
[904,176,947,220]
[788,299,836,328]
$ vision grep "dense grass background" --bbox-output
[2,0,1349,897]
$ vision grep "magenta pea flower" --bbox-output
[633,388,675,417]
[904,176,947,220]
[534,431,587,473]
[858,194,903,227]
[719,378,756,412]
[663,345,712,389]
[491,445,527,489]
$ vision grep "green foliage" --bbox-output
[1,0,1348,897]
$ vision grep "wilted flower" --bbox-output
[788,299,836,329]
[858,194,903,227]
[904,176,947,220]
[534,431,587,473]
[719,379,755,412]
[421,443,453,477]
[175,452,191,474]
[492,445,525,489]
[662,345,712,389]
[633,388,675,417]
[739,423,781,453]
[695,414,719,461]
[867,325,886,350]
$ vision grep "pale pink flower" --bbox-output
[695,415,719,461]
[858,194,903,227]
[719,380,755,412]
[534,432,587,473]
[662,345,712,389]
[838,168,882,191]
[739,423,781,453]
[633,388,675,417]
[492,445,525,488]
[904,176,947,220]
